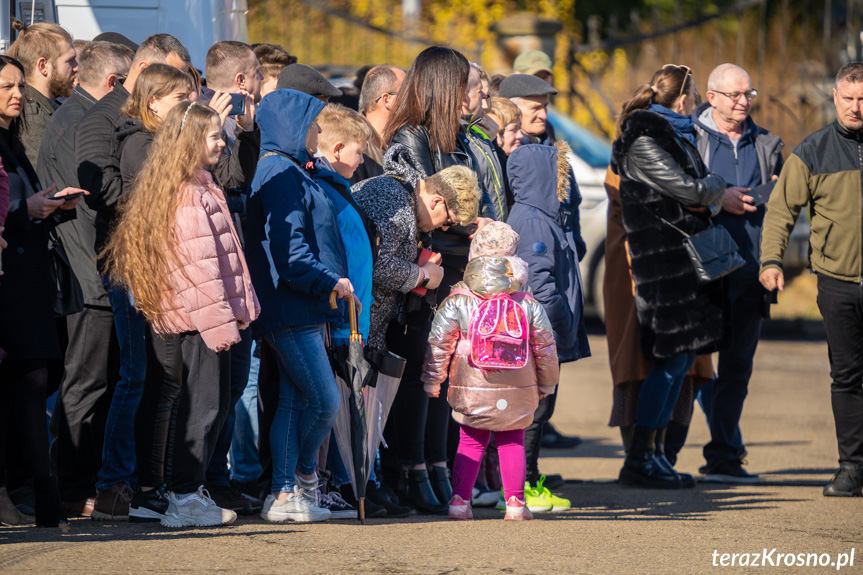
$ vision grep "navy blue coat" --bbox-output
[506,143,590,363]
[245,89,348,336]
[692,102,784,285]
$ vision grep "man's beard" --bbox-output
[49,69,73,100]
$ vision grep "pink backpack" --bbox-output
[449,289,532,370]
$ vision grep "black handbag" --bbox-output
[48,230,84,316]
[657,216,745,283]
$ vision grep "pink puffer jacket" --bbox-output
[158,169,260,352]
[421,256,559,431]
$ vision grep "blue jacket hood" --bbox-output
[257,89,325,163]
[508,143,571,218]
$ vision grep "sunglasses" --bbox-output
[662,63,692,98]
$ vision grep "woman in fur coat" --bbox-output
[611,64,726,489]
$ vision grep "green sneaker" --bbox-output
[533,476,570,512]
[523,482,554,513]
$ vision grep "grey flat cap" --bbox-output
[276,63,342,98]
[92,32,139,53]
[499,74,558,98]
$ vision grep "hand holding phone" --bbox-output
[227,93,245,116]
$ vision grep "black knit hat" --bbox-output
[92,32,139,53]
[276,64,341,98]
[499,74,558,98]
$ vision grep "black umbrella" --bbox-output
[328,292,373,523]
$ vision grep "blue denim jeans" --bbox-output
[229,338,262,484]
[207,329,254,487]
[635,352,696,430]
[265,324,340,494]
[97,280,147,491]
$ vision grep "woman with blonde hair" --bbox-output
[102,101,258,527]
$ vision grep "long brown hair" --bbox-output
[616,64,693,137]
[101,102,220,329]
[121,63,193,133]
[382,46,469,155]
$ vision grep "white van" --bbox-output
[0,0,249,68]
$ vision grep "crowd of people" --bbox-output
[0,18,861,530]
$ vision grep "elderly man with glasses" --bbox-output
[690,63,784,485]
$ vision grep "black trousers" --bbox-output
[703,282,762,467]
[816,273,863,464]
[49,305,120,501]
[137,328,230,493]
[524,389,557,483]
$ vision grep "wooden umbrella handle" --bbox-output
[329,290,360,341]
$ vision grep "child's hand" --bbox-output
[538,391,549,399]
[427,391,440,398]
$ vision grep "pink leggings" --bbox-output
[452,425,526,502]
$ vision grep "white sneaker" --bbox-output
[260,486,332,522]
[161,486,237,528]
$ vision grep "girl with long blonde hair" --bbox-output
[102,101,259,528]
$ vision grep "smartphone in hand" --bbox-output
[51,190,86,201]
[228,93,245,116]
[750,181,776,207]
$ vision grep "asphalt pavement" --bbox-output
[1,334,860,574]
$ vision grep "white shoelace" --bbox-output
[194,486,217,506]
[321,491,349,509]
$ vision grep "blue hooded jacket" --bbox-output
[245,89,348,336]
[506,143,590,363]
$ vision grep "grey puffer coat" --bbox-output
[351,144,426,349]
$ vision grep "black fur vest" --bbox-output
[612,110,725,359]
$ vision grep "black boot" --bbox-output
[366,481,412,518]
[406,468,447,514]
[34,476,64,528]
[429,465,452,505]
[395,468,410,505]
[619,427,682,489]
[655,428,695,488]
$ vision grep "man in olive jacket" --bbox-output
[760,62,863,497]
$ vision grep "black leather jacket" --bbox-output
[389,124,477,258]
[620,132,725,215]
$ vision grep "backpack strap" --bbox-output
[448,288,476,299]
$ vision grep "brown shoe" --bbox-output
[91,484,133,521]
[60,496,95,518]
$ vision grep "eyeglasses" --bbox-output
[442,199,456,226]
[373,91,397,104]
[662,64,692,98]
[711,89,758,102]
